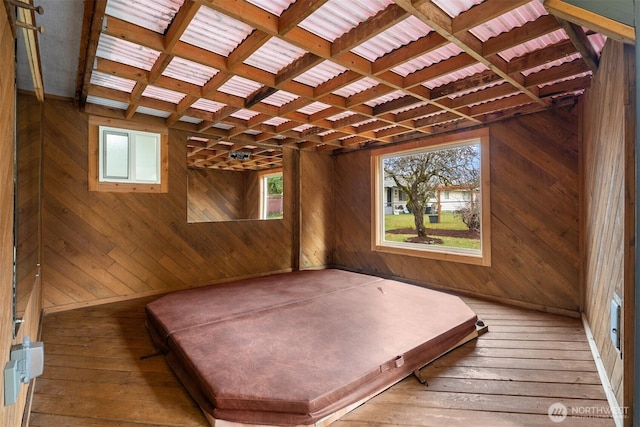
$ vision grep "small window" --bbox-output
[89,116,168,193]
[100,127,160,184]
[260,171,283,219]
[372,128,490,266]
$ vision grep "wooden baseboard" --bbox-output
[331,265,581,318]
[582,314,624,427]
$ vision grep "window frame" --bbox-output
[88,116,168,193]
[258,169,284,220]
[371,128,491,266]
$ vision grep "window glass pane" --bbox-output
[104,132,129,179]
[263,173,283,219]
[135,134,159,182]
[382,142,481,253]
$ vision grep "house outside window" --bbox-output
[372,128,491,266]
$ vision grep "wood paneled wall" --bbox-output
[582,40,634,417]
[16,94,42,316]
[40,97,294,310]
[299,150,334,269]
[1,7,43,426]
[333,109,580,315]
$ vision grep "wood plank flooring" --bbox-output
[29,295,615,426]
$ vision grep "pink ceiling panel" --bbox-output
[299,0,393,42]
[588,32,606,55]
[192,98,226,113]
[262,90,300,107]
[538,71,591,88]
[431,0,484,18]
[365,89,405,107]
[97,34,160,71]
[391,100,431,115]
[86,95,128,110]
[333,76,379,97]
[244,38,307,74]
[391,43,463,77]
[424,63,489,89]
[294,60,348,86]
[218,76,263,97]
[136,106,171,118]
[520,53,581,76]
[180,7,253,57]
[230,109,261,120]
[90,70,137,93]
[246,0,295,16]
[292,124,314,132]
[142,85,186,104]
[467,91,520,108]
[499,29,568,62]
[352,16,432,61]
[106,0,184,34]
[448,80,506,99]
[162,57,219,86]
[297,101,331,115]
[470,1,546,42]
[353,118,377,127]
[263,117,290,126]
[327,111,356,121]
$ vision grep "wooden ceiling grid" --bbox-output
[76,0,605,171]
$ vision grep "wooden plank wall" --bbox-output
[333,108,581,315]
[299,150,334,268]
[40,97,294,311]
[582,39,634,416]
[16,94,42,317]
[1,6,43,426]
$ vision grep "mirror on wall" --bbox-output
[186,136,284,223]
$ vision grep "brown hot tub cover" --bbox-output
[146,269,477,426]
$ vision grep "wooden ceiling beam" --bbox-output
[452,0,531,34]
[403,53,476,88]
[76,0,107,107]
[18,2,45,101]
[276,53,323,87]
[430,69,502,99]
[555,18,599,74]
[524,58,590,88]
[544,0,634,45]
[331,4,408,57]
[506,39,576,75]
[397,0,546,107]
[373,32,448,75]
[482,14,561,57]
[538,74,591,98]
[469,93,533,117]
[278,0,328,34]
[200,0,473,130]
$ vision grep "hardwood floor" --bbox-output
[29,295,615,426]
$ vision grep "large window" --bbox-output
[372,128,490,266]
[88,116,168,193]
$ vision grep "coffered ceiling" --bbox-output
[20,0,611,170]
